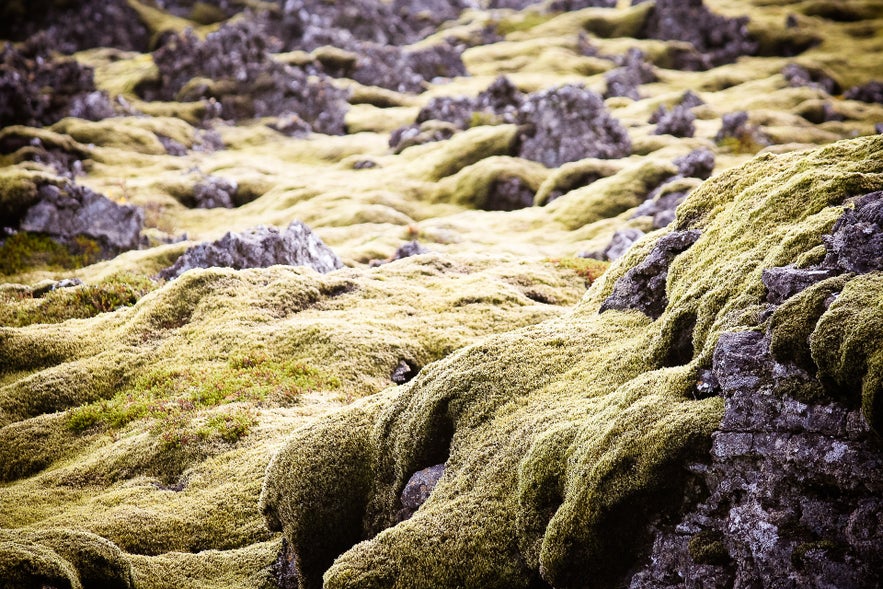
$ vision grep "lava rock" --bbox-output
[516,84,631,167]
[20,183,144,253]
[782,63,840,94]
[144,23,348,133]
[399,464,445,519]
[0,0,150,54]
[391,359,420,384]
[632,190,688,229]
[762,266,840,305]
[0,40,114,128]
[159,221,344,280]
[603,228,646,261]
[823,191,883,273]
[636,0,758,70]
[604,48,657,100]
[844,81,883,105]
[189,177,238,209]
[600,230,701,319]
[674,149,715,180]
[484,176,536,211]
[652,104,696,137]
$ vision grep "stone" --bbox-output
[823,191,883,273]
[189,177,238,210]
[635,0,758,70]
[844,81,883,104]
[600,230,701,319]
[782,63,840,94]
[20,183,144,253]
[674,149,715,180]
[762,266,840,305]
[159,221,344,280]
[391,359,419,384]
[604,48,657,100]
[516,84,631,167]
[483,176,536,211]
[603,228,646,261]
[652,104,696,137]
[400,464,445,515]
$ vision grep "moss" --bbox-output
[51,117,196,155]
[0,272,157,327]
[0,413,82,482]
[811,273,883,432]
[688,529,731,566]
[534,158,624,206]
[0,233,102,276]
[0,168,47,225]
[548,159,678,230]
[431,156,548,209]
[259,136,883,589]
[546,256,609,286]
[401,125,519,182]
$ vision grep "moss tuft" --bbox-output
[688,529,731,565]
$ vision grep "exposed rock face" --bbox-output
[143,23,348,132]
[599,229,701,319]
[0,39,115,128]
[516,84,631,167]
[636,0,758,70]
[0,0,150,53]
[604,49,657,100]
[159,221,344,280]
[398,464,445,520]
[20,183,144,253]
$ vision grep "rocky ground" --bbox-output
[1,0,882,588]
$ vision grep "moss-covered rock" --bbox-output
[260,135,883,589]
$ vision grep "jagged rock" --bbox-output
[391,359,420,385]
[600,230,701,319]
[20,183,144,253]
[762,266,840,305]
[0,133,90,178]
[674,149,715,180]
[389,120,458,153]
[399,464,445,519]
[0,40,114,128]
[600,228,646,261]
[632,189,688,229]
[484,176,536,211]
[604,48,657,100]
[679,90,706,108]
[371,241,430,267]
[715,111,768,147]
[188,177,238,210]
[782,63,840,94]
[143,23,348,132]
[652,104,696,137]
[823,191,883,273]
[844,81,883,104]
[635,0,758,70]
[516,84,631,167]
[0,0,150,53]
[159,221,344,280]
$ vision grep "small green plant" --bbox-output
[0,232,103,276]
[67,353,340,449]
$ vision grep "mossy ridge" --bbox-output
[260,135,883,589]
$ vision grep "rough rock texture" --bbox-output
[143,23,348,132]
[0,0,150,53]
[517,84,631,167]
[188,176,238,209]
[674,149,715,180]
[782,63,840,94]
[602,228,646,261]
[604,49,657,100]
[844,81,883,105]
[636,0,758,70]
[599,230,701,319]
[19,183,144,253]
[159,221,344,280]
[653,104,696,137]
[398,464,445,520]
[0,39,114,128]
[484,175,536,211]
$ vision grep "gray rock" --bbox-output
[400,464,445,516]
[604,228,646,261]
[190,176,238,209]
[391,359,419,384]
[604,48,657,100]
[823,190,883,273]
[762,266,840,304]
[483,176,535,211]
[159,221,343,280]
[600,230,701,319]
[782,63,840,94]
[21,183,144,252]
[674,149,715,180]
[844,81,883,105]
[652,104,696,137]
[517,84,631,167]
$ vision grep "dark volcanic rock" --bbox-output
[635,0,758,70]
[844,81,883,105]
[674,149,715,180]
[762,266,840,305]
[600,230,701,319]
[0,40,116,128]
[391,359,420,385]
[398,464,445,520]
[189,177,239,209]
[603,228,646,261]
[782,63,841,94]
[652,104,696,137]
[516,84,631,167]
[20,183,144,253]
[823,191,883,273]
[0,0,150,54]
[629,328,883,589]
[484,176,536,211]
[159,221,344,280]
[144,23,348,133]
[604,48,657,100]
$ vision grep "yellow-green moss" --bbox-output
[259,135,883,589]
[811,273,883,433]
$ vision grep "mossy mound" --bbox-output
[260,135,883,589]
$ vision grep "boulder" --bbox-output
[159,221,344,280]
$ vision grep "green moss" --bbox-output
[431,155,549,209]
[259,136,883,589]
[688,529,730,566]
[534,158,624,206]
[811,273,883,433]
[0,233,104,277]
[0,272,157,327]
